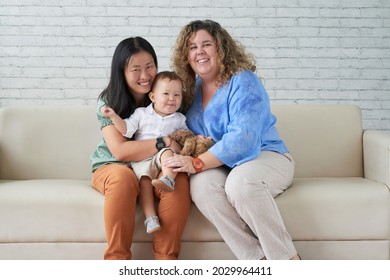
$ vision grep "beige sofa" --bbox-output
[0,104,389,260]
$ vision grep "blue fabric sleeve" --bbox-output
[208,72,268,167]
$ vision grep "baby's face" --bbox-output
[150,78,183,117]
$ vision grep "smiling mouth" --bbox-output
[138,81,150,86]
[197,58,209,63]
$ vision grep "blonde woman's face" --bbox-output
[187,30,219,81]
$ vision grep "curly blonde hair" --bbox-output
[171,19,256,113]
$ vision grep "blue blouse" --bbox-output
[185,70,288,168]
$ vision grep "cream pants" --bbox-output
[190,151,297,260]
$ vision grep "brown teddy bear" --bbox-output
[169,129,215,158]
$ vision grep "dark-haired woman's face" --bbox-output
[125,50,157,98]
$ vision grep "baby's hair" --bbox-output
[151,71,183,91]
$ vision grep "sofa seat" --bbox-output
[277,178,390,240]
[0,179,224,244]
[0,179,104,243]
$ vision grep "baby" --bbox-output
[101,71,187,234]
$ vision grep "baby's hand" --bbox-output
[101,105,115,117]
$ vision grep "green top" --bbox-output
[90,99,132,172]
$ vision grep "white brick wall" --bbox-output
[0,0,389,131]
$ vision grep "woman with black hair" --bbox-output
[91,37,191,260]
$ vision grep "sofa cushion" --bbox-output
[0,180,105,242]
[272,104,363,178]
[0,179,224,243]
[0,106,100,180]
[0,104,364,180]
[276,177,390,240]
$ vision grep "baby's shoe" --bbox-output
[151,175,175,192]
[144,215,161,234]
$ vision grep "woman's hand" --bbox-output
[163,154,196,174]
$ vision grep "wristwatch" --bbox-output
[192,157,204,173]
[156,137,165,151]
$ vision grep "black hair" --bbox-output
[99,37,158,118]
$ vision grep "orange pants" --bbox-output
[92,164,191,260]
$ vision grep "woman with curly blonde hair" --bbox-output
[166,19,300,260]
[172,20,256,113]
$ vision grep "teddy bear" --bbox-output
[169,129,215,158]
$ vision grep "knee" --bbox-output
[189,174,208,205]
[225,175,267,205]
[175,173,191,203]
[190,169,225,205]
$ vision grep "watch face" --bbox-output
[156,137,165,151]
[157,143,164,149]
[193,158,204,173]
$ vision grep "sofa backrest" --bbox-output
[0,104,364,180]
[0,105,100,180]
[272,104,363,178]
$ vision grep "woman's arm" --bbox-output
[103,125,154,162]
[204,72,269,168]
[103,125,179,162]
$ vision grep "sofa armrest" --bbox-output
[363,130,390,187]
